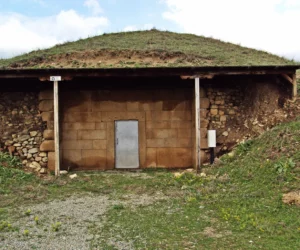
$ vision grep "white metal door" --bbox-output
[115,121,139,169]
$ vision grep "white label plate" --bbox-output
[50,76,62,81]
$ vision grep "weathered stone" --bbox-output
[27,154,32,159]
[41,112,54,122]
[40,168,47,174]
[42,157,48,162]
[220,115,227,122]
[40,140,55,152]
[43,130,54,140]
[5,141,13,146]
[30,131,38,137]
[22,148,28,153]
[69,174,78,179]
[39,100,53,112]
[35,157,42,162]
[210,109,218,115]
[13,143,21,147]
[19,135,30,142]
[228,110,235,115]
[222,131,229,137]
[39,152,47,157]
[29,161,41,169]
[28,148,39,154]
[22,160,28,165]
[60,170,68,175]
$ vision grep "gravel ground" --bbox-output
[0,193,167,250]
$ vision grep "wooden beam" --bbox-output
[53,81,60,176]
[195,78,201,172]
[282,74,293,84]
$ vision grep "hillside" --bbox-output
[1,117,300,249]
[0,29,296,69]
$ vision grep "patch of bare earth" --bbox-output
[0,193,168,250]
[202,227,232,238]
[8,49,214,69]
[282,190,300,206]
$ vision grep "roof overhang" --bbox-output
[0,66,299,80]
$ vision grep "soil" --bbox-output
[9,49,213,69]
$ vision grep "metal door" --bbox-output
[115,120,139,169]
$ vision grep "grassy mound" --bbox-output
[0,29,296,69]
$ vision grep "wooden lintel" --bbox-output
[282,74,293,84]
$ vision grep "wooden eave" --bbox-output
[0,66,299,80]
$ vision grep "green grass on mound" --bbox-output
[0,29,296,69]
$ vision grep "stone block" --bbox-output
[151,129,177,139]
[200,119,209,128]
[39,90,53,100]
[95,122,107,130]
[47,121,54,130]
[63,122,95,130]
[157,148,192,168]
[200,128,208,138]
[62,130,77,140]
[101,112,145,122]
[146,139,165,148]
[48,152,55,171]
[41,112,54,122]
[40,140,55,152]
[93,140,107,150]
[210,109,218,115]
[44,130,54,140]
[171,121,192,129]
[127,102,140,111]
[63,112,101,123]
[171,111,192,121]
[200,139,208,149]
[200,98,210,109]
[82,150,106,169]
[151,111,171,121]
[178,128,192,138]
[78,130,106,140]
[39,100,54,112]
[145,148,157,167]
[220,115,227,122]
[62,150,82,166]
[146,121,171,129]
[165,138,192,147]
[62,140,93,150]
[93,101,127,112]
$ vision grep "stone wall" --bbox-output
[0,92,47,173]
[59,87,206,170]
[0,75,288,172]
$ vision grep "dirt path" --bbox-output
[1,193,167,250]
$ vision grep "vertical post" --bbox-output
[195,78,201,172]
[292,73,297,99]
[53,80,60,176]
